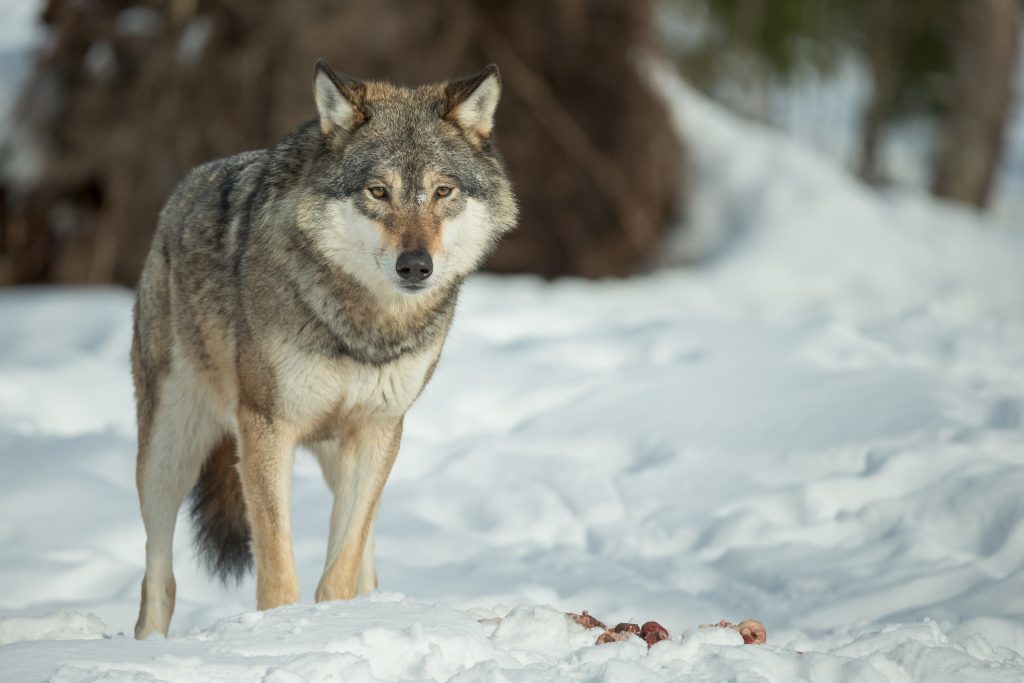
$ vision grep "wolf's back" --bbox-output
[155,150,267,254]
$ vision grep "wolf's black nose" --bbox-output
[396,249,433,282]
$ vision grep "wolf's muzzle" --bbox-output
[396,249,433,283]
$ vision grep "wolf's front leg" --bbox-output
[313,417,402,602]
[237,412,300,610]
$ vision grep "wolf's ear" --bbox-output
[443,64,501,142]
[313,59,368,137]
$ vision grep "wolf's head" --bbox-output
[302,60,517,299]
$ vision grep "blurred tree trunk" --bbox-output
[0,0,684,286]
[932,0,1019,208]
[858,2,898,185]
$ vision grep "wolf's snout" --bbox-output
[396,249,433,282]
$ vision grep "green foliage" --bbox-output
[864,0,956,119]
[667,0,957,122]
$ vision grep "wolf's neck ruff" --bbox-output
[285,229,461,366]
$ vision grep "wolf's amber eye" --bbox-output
[368,186,388,200]
[435,185,453,198]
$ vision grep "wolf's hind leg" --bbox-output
[135,370,221,639]
[311,418,401,602]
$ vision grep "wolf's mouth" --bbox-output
[398,282,428,293]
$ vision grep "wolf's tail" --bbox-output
[189,435,253,583]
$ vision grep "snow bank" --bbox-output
[1,67,1023,681]
[0,611,105,646]
[3,597,1024,682]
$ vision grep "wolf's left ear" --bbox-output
[313,59,368,137]
[443,65,501,142]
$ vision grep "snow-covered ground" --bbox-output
[2,50,1024,683]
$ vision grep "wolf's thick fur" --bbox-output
[132,61,516,639]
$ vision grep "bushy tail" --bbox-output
[189,435,253,583]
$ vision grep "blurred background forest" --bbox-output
[0,0,1021,287]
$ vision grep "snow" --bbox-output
[0,0,42,100]
[0,0,44,186]
[2,54,1024,683]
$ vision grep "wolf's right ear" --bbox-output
[313,59,368,137]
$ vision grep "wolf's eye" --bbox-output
[368,186,388,200]
[435,185,453,198]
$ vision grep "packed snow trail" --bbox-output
[1,71,1023,681]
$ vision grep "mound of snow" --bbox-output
[4,596,1024,682]
[0,610,105,645]
[1,69,1023,681]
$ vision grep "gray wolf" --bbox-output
[131,60,516,639]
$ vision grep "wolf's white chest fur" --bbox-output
[271,339,439,431]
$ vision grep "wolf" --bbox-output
[131,60,516,639]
